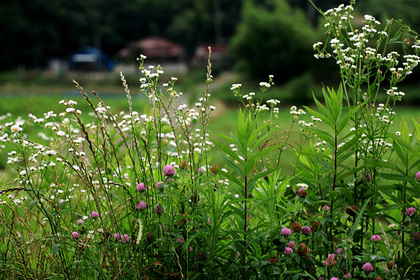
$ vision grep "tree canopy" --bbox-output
[1,0,419,75]
[0,0,242,70]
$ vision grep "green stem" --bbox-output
[330,123,338,252]
[243,158,248,280]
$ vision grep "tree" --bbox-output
[229,0,318,82]
[0,0,244,70]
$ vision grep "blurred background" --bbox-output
[1,0,420,115]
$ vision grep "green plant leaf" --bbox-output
[305,106,335,129]
[337,105,361,135]
[213,137,241,162]
[303,127,334,147]
[52,243,61,257]
[29,199,39,210]
[349,197,371,240]
[248,165,282,187]
[217,152,244,180]
[389,133,420,159]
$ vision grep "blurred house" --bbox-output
[193,44,227,62]
[116,37,187,74]
[118,37,185,62]
[69,47,114,71]
[192,44,232,71]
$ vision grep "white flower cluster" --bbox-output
[28,113,44,124]
[117,111,141,132]
[266,99,280,106]
[230,84,242,91]
[95,103,110,117]
[242,92,255,101]
[400,54,420,76]
[324,4,354,29]
[374,103,396,124]
[266,99,281,115]
[311,116,322,122]
[386,87,405,100]
[290,106,306,115]
[255,104,270,113]
[138,56,189,101]
[298,120,314,127]
[313,42,323,51]
[259,82,271,88]
[296,183,309,190]
[177,108,200,127]
[315,140,327,152]
[316,2,420,81]
[141,65,164,80]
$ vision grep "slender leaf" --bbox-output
[349,198,371,240]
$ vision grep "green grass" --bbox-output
[2,70,420,175]
[2,90,419,133]
[2,77,420,278]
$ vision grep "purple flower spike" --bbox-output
[136,201,147,210]
[323,254,336,267]
[280,227,292,237]
[284,247,293,254]
[72,231,80,239]
[262,168,269,180]
[343,273,352,279]
[371,234,382,242]
[406,207,417,217]
[121,234,130,243]
[90,211,99,219]
[362,262,374,272]
[297,187,307,198]
[416,171,420,181]
[302,226,312,235]
[136,183,146,192]
[288,241,296,249]
[163,165,176,176]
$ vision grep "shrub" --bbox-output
[229,0,317,82]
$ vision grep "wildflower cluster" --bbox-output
[313,1,420,108]
[230,75,278,115]
[0,53,229,279]
[1,2,420,279]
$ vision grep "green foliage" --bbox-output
[229,0,318,81]
[2,1,420,279]
[0,0,243,70]
[356,0,420,33]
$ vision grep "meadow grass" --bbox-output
[1,2,420,279]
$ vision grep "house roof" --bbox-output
[194,44,227,61]
[119,37,184,59]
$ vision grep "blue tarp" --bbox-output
[69,47,114,71]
